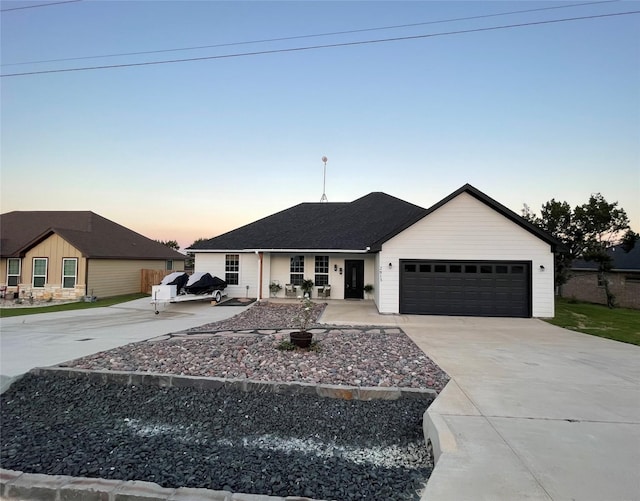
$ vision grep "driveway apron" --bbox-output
[0,298,251,388]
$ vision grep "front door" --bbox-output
[344,260,364,299]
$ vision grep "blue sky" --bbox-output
[2,0,639,249]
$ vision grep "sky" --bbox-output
[1,0,639,250]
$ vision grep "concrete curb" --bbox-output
[28,366,438,401]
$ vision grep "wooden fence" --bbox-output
[141,269,172,294]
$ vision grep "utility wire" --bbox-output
[1,0,81,12]
[1,0,619,67]
[2,10,638,78]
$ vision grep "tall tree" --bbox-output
[522,199,577,288]
[573,194,630,307]
[524,193,632,307]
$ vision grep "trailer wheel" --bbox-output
[215,291,222,303]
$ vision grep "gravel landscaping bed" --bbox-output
[64,302,449,392]
[1,302,447,500]
[1,373,433,500]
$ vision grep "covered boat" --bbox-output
[160,272,189,294]
[184,272,227,295]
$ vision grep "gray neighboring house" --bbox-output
[563,244,640,309]
[0,211,185,300]
[189,184,559,318]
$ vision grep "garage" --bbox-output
[400,260,531,317]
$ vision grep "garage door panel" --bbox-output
[400,260,531,317]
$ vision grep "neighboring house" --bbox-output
[562,244,640,309]
[188,184,558,318]
[0,211,185,301]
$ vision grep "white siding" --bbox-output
[194,252,260,299]
[379,192,554,317]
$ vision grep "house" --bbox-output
[188,184,558,318]
[562,244,640,309]
[0,211,185,301]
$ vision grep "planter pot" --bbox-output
[290,331,313,348]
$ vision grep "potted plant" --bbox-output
[290,296,315,348]
[269,282,282,297]
[300,278,314,298]
[364,284,374,299]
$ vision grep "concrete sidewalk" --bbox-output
[320,301,640,501]
[0,298,252,390]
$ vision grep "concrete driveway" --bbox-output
[0,298,251,389]
[321,302,640,501]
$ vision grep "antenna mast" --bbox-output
[320,156,328,202]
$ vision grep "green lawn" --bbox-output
[0,293,149,318]
[545,297,640,346]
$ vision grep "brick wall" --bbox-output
[562,271,640,309]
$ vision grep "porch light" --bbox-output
[334,264,338,272]
[388,262,392,269]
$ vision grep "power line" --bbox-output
[1,0,619,67]
[2,10,638,78]
[0,0,81,12]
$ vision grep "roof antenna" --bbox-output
[320,156,328,202]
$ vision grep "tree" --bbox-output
[524,193,632,307]
[155,239,180,251]
[522,199,578,289]
[573,194,630,307]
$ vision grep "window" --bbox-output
[7,258,20,286]
[225,254,239,285]
[496,265,508,274]
[480,265,493,274]
[434,264,446,273]
[314,256,329,286]
[290,255,304,285]
[419,264,431,272]
[32,258,48,288]
[404,264,416,272]
[450,265,462,273]
[62,258,77,288]
[166,260,173,271]
[511,265,525,274]
[465,265,478,273]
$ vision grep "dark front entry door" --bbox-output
[344,260,364,299]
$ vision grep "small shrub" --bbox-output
[277,340,296,351]
[308,341,321,352]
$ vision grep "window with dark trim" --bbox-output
[166,260,173,271]
[404,264,416,272]
[7,258,20,286]
[496,265,508,274]
[62,258,77,288]
[33,258,47,288]
[290,255,304,285]
[419,264,431,272]
[434,264,446,273]
[314,256,329,286]
[225,254,239,285]
[450,265,462,273]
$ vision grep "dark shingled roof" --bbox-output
[572,243,640,271]
[0,211,186,260]
[189,192,429,251]
[189,184,558,252]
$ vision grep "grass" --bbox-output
[545,297,640,346]
[0,293,149,318]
